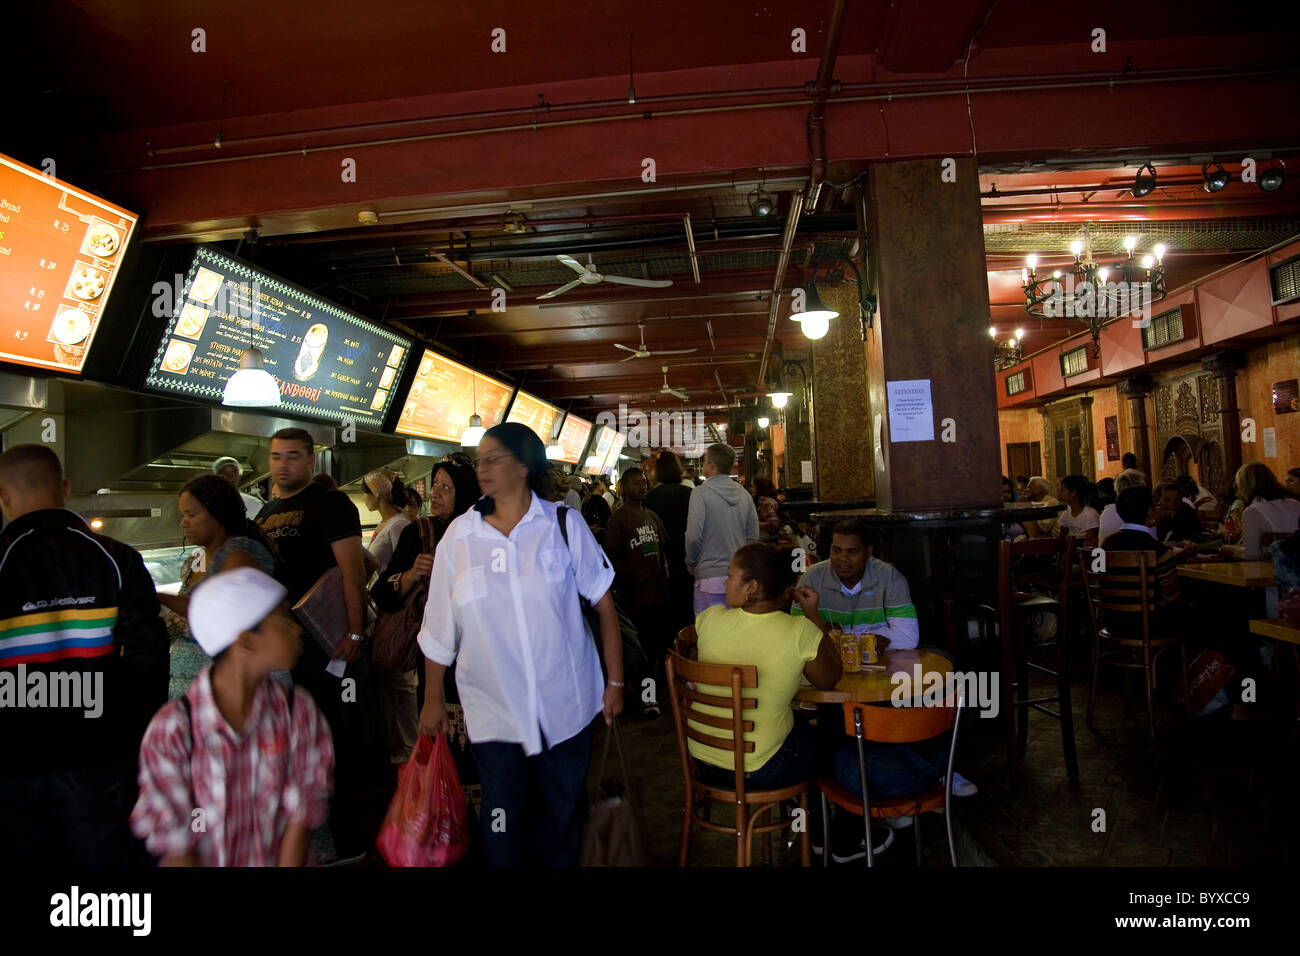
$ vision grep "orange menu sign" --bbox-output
[584,425,618,475]
[554,413,592,464]
[395,348,513,444]
[0,153,138,373]
[506,390,561,444]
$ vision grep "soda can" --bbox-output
[860,633,878,665]
[837,631,860,673]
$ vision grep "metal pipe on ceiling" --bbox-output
[803,0,849,211]
[757,191,805,389]
[981,200,1300,222]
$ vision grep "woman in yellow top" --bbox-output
[690,543,841,790]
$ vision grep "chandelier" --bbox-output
[1021,224,1168,355]
[990,326,1023,371]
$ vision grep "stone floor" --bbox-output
[592,630,1298,868]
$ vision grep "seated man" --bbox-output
[1154,478,1204,546]
[1021,477,1062,538]
[1100,486,1183,635]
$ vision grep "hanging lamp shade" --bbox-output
[791,283,838,341]
[222,348,281,407]
[460,413,486,447]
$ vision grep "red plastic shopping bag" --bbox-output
[376,733,470,867]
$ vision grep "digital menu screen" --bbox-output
[395,348,513,444]
[584,425,618,475]
[505,390,561,444]
[0,153,139,374]
[554,413,592,465]
[143,247,411,429]
[601,431,628,474]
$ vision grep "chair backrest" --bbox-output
[996,536,1075,642]
[664,651,758,796]
[674,625,698,659]
[842,688,962,743]
[1077,549,1156,642]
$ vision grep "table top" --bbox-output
[810,503,1063,524]
[1176,561,1276,588]
[793,648,954,704]
[1249,618,1300,645]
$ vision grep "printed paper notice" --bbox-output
[1263,427,1277,458]
[801,460,814,483]
[886,379,934,443]
[1096,449,1105,474]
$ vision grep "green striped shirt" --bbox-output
[791,558,920,649]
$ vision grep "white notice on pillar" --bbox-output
[1263,427,1278,458]
[885,379,935,442]
[801,460,814,483]
[1096,449,1105,474]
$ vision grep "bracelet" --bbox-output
[607,680,625,688]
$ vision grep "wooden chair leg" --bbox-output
[1016,633,1030,759]
[763,806,772,865]
[799,794,811,868]
[1143,644,1157,740]
[736,804,748,867]
[1000,624,1018,784]
[678,791,695,867]
[820,791,831,869]
[1179,642,1194,724]
[1087,635,1102,728]
[1057,627,1079,784]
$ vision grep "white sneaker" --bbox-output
[883,815,914,829]
[831,827,894,864]
[943,772,978,797]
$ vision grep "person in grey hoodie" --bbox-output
[684,443,759,614]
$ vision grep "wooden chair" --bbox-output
[1077,549,1193,738]
[816,689,964,868]
[664,651,811,867]
[674,625,698,659]
[978,536,1079,784]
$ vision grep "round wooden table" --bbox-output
[793,648,955,704]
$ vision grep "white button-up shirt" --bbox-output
[417,493,615,755]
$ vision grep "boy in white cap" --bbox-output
[131,567,334,866]
[212,456,264,520]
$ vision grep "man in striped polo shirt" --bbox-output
[0,445,168,866]
[791,518,920,650]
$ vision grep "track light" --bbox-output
[1202,162,1230,193]
[1132,163,1157,198]
[1260,165,1286,193]
[748,187,775,217]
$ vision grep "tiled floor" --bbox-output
[594,630,1298,868]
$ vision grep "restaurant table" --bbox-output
[1176,561,1276,588]
[1249,618,1300,645]
[793,648,954,704]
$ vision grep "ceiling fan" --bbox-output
[535,254,674,300]
[614,322,698,362]
[660,365,690,401]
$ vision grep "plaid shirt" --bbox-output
[131,668,333,866]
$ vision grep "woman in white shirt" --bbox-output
[416,423,624,866]
[363,468,411,574]
[1098,468,1146,544]
[1056,474,1100,547]
[1235,462,1300,560]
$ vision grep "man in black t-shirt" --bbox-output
[256,427,372,860]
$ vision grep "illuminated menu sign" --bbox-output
[143,247,411,429]
[601,431,628,474]
[584,425,618,475]
[395,348,513,444]
[554,413,592,465]
[0,153,138,373]
[506,390,561,444]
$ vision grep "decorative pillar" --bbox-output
[865,158,1000,510]
[1038,406,1053,486]
[809,277,874,502]
[1118,375,1154,477]
[1202,350,1247,482]
[1077,396,1095,479]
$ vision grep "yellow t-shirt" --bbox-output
[687,604,824,773]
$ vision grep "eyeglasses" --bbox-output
[473,453,515,470]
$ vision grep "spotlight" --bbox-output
[1202,162,1230,193]
[1260,165,1286,193]
[748,188,775,217]
[989,326,997,338]
[1132,163,1157,198]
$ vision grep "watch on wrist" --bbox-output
[348,632,365,643]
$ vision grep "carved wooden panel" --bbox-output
[1154,370,1226,488]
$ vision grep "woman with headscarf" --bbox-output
[371,462,479,766]
[415,423,624,866]
[362,467,410,575]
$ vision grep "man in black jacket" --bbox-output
[0,444,168,866]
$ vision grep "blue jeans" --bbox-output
[471,723,594,867]
[833,736,952,801]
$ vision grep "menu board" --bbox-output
[554,413,592,465]
[584,425,618,475]
[395,348,513,444]
[143,247,411,429]
[0,153,139,373]
[601,431,628,474]
[506,390,561,444]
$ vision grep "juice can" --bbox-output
[859,633,878,665]
[835,631,860,672]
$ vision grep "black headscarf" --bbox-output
[472,422,549,515]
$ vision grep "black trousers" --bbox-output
[0,766,135,867]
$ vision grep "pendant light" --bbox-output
[791,282,838,341]
[460,351,486,446]
[222,347,281,407]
